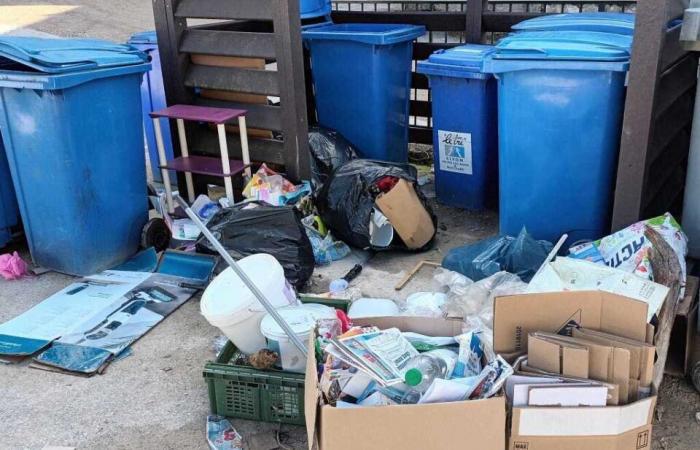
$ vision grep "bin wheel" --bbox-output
[141,218,171,252]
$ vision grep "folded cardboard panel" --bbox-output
[305,316,506,450]
[375,179,435,250]
[509,397,655,450]
[494,291,649,355]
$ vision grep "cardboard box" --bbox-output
[494,291,649,356]
[495,291,656,450]
[375,179,435,250]
[528,333,590,378]
[305,316,506,450]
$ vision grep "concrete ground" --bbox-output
[0,1,699,449]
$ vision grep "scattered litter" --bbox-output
[0,270,197,375]
[242,163,305,206]
[348,298,400,319]
[248,348,279,370]
[443,228,553,282]
[0,251,29,280]
[435,268,527,329]
[303,218,351,265]
[197,203,315,288]
[206,415,243,450]
[317,159,437,251]
[570,213,688,295]
[527,257,670,321]
[402,292,446,317]
[394,260,441,290]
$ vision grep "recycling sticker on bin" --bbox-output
[438,130,473,175]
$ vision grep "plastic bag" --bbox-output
[195,202,315,288]
[434,268,527,331]
[316,159,437,251]
[443,228,553,282]
[304,226,351,265]
[308,126,358,188]
[569,213,688,296]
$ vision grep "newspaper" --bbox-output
[331,328,419,386]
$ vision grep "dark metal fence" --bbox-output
[331,1,637,144]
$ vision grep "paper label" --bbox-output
[438,130,472,175]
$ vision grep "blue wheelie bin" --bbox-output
[512,12,635,35]
[484,31,631,245]
[127,31,175,185]
[0,37,150,275]
[303,24,426,162]
[0,138,18,248]
[417,44,498,210]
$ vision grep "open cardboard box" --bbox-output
[494,291,658,450]
[305,316,506,450]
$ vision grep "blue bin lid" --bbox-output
[0,36,149,74]
[300,0,332,20]
[302,23,426,45]
[417,44,495,79]
[512,13,635,36]
[493,31,631,61]
[128,31,158,45]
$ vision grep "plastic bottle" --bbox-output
[403,349,458,393]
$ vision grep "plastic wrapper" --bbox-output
[304,225,351,266]
[308,126,358,188]
[569,213,688,297]
[454,331,484,378]
[196,202,315,288]
[316,159,437,250]
[442,228,553,282]
[401,292,447,318]
[435,268,527,330]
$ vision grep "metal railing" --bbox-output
[331,1,637,141]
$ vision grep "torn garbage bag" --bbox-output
[443,228,553,282]
[316,159,437,251]
[308,126,358,188]
[196,203,315,288]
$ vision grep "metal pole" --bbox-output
[174,194,308,356]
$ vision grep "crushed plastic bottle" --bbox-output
[403,349,458,393]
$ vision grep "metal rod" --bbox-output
[174,194,308,356]
[532,233,569,280]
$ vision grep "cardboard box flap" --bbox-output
[494,291,649,354]
[512,397,655,437]
[375,179,435,250]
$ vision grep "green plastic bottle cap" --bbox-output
[405,368,423,387]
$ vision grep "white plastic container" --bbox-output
[200,254,297,354]
[347,297,400,319]
[260,304,336,373]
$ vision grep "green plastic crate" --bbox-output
[203,298,349,425]
[204,341,307,425]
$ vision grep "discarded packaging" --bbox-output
[206,415,243,450]
[527,257,670,321]
[0,251,28,280]
[317,159,437,251]
[569,212,688,295]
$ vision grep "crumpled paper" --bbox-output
[0,251,29,280]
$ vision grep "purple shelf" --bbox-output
[161,156,249,177]
[150,104,246,124]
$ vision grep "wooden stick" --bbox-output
[395,260,441,291]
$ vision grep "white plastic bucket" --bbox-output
[348,297,400,319]
[201,254,297,354]
[260,304,336,373]
[369,208,394,248]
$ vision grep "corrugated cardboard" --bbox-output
[494,291,649,355]
[305,316,506,450]
[375,179,435,250]
[496,292,656,450]
[527,333,589,379]
[528,332,631,405]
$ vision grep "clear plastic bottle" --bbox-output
[403,349,458,394]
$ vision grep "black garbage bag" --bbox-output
[195,203,315,288]
[308,126,358,187]
[316,159,437,251]
[442,228,553,282]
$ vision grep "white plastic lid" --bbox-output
[260,304,336,340]
[201,253,285,319]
